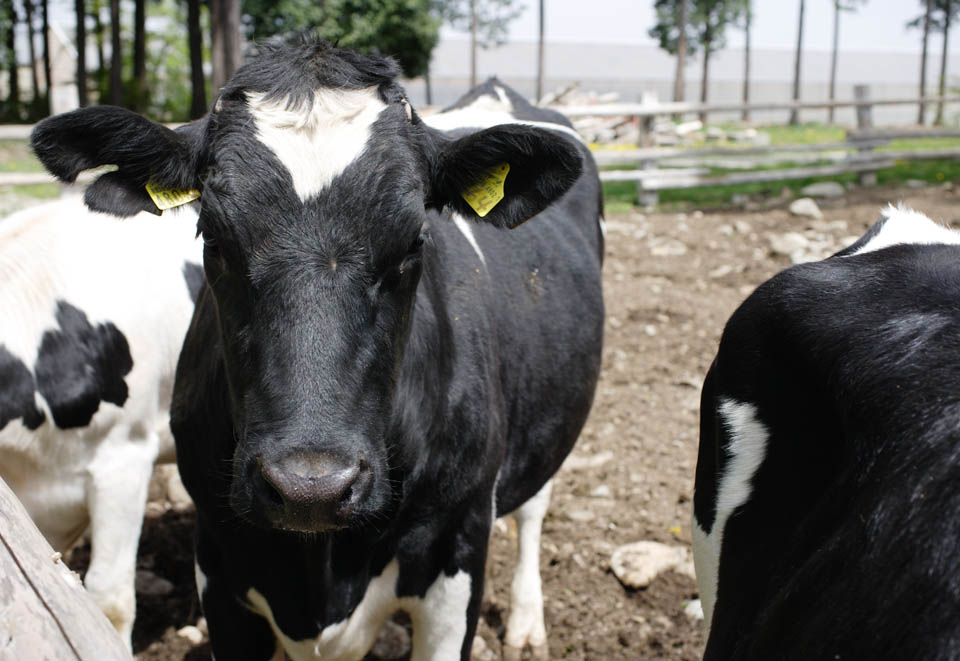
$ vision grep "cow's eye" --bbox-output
[407,233,425,256]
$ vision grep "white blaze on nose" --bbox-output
[247,87,388,201]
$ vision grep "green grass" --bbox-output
[0,140,43,173]
[5,183,61,199]
[601,158,960,210]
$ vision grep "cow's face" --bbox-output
[31,41,583,533]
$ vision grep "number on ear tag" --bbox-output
[146,181,201,211]
[461,162,510,218]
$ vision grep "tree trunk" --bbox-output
[673,0,687,103]
[469,0,477,88]
[828,1,840,124]
[424,65,433,105]
[76,0,87,106]
[789,0,805,125]
[936,0,952,126]
[536,0,544,103]
[742,2,751,122]
[699,41,710,123]
[133,0,146,110]
[4,0,19,118]
[24,0,40,108]
[91,0,105,97]
[187,0,205,118]
[210,0,241,92]
[41,0,51,114]
[109,0,122,105]
[919,0,933,124]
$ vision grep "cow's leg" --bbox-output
[406,504,491,661]
[503,479,552,661]
[195,532,278,660]
[84,434,156,649]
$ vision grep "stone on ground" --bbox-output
[789,197,823,219]
[610,541,695,589]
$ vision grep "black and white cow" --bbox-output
[0,196,202,646]
[693,205,960,660]
[31,41,604,660]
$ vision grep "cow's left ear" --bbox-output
[427,124,583,229]
[31,106,204,217]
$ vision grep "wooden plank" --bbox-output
[590,141,888,166]
[0,477,131,661]
[0,171,98,187]
[848,128,960,142]
[600,168,711,182]
[598,159,896,189]
[558,95,960,118]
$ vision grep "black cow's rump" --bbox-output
[697,221,960,661]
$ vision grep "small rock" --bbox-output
[800,181,846,198]
[590,484,612,498]
[906,179,928,189]
[562,450,614,471]
[808,219,848,233]
[567,509,596,523]
[609,541,695,589]
[734,220,752,234]
[769,232,809,256]
[176,625,204,645]
[691,210,704,219]
[644,325,658,337]
[136,570,175,597]
[649,237,688,257]
[717,224,733,236]
[471,635,498,661]
[789,197,823,219]
[371,619,412,659]
[731,193,750,207]
[684,599,705,620]
[708,264,733,279]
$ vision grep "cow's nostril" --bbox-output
[255,463,286,508]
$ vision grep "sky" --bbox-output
[442,0,932,54]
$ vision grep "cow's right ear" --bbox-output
[31,106,203,217]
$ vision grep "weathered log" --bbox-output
[0,476,131,660]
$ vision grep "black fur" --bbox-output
[696,220,960,660]
[34,301,133,429]
[32,41,603,660]
[0,345,45,431]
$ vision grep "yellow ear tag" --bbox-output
[461,162,510,218]
[145,180,201,211]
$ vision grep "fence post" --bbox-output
[635,158,658,208]
[640,90,658,148]
[854,85,873,130]
[853,85,877,186]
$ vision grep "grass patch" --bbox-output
[0,140,43,173]
[6,183,61,199]
[601,158,960,210]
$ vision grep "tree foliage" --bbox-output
[649,0,744,57]
[243,0,441,78]
[435,0,524,50]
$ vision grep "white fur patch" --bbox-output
[247,87,387,202]
[850,205,960,256]
[246,559,472,661]
[505,480,552,651]
[452,213,487,266]
[693,399,770,635]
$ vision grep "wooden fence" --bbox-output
[554,89,960,206]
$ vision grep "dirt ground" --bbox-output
[65,183,960,660]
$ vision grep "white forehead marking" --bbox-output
[849,204,960,256]
[247,86,388,201]
[452,213,487,267]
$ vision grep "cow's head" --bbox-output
[31,41,582,533]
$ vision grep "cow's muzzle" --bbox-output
[252,451,372,531]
